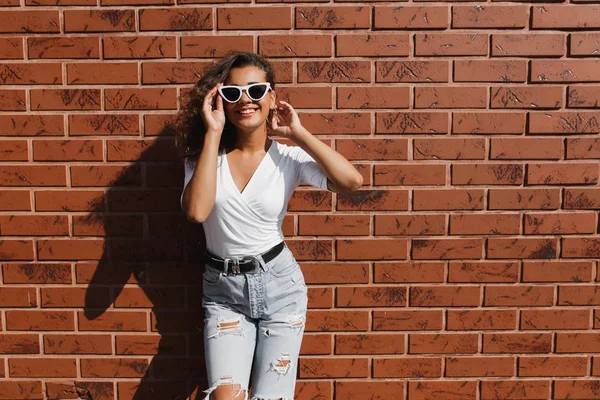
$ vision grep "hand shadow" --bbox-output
[80,118,207,400]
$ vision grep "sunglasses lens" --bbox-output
[221,87,240,102]
[247,84,269,101]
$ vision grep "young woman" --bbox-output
[176,52,363,400]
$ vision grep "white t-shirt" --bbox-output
[181,140,329,258]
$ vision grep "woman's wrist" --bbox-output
[290,125,311,143]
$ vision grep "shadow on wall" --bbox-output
[80,120,207,400]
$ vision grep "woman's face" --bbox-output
[222,66,275,134]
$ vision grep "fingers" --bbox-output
[203,84,219,113]
[214,86,223,112]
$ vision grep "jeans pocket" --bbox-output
[269,249,299,278]
[203,268,222,285]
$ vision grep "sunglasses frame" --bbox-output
[218,82,272,103]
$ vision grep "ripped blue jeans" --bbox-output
[202,244,308,400]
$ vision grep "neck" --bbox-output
[232,124,270,153]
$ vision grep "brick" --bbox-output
[115,287,185,308]
[413,189,484,211]
[31,89,101,111]
[28,37,99,59]
[568,86,600,109]
[6,310,74,331]
[9,358,76,378]
[452,163,524,185]
[308,287,333,309]
[69,114,140,136]
[294,382,332,400]
[374,164,446,186]
[298,214,369,236]
[33,140,102,162]
[409,381,477,400]
[532,5,600,29]
[288,190,331,211]
[410,333,478,354]
[416,33,488,56]
[141,9,211,32]
[0,63,61,85]
[452,5,528,28]
[522,261,594,283]
[337,239,408,260]
[0,38,23,59]
[524,212,597,235]
[336,333,405,354]
[296,7,370,29]
[46,382,113,400]
[554,380,600,399]
[297,112,370,134]
[305,310,368,331]
[0,215,68,236]
[108,140,177,162]
[337,286,406,307]
[415,86,487,109]
[374,6,448,29]
[0,240,34,260]
[453,112,525,135]
[116,334,185,355]
[570,33,600,57]
[105,88,177,110]
[556,333,600,352]
[528,163,598,185]
[337,86,409,109]
[0,382,43,399]
[286,241,333,261]
[0,90,26,111]
[446,356,514,377]
[0,191,31,211]
[299,357,368,378]
[272,61,294,83]
[182,35,253,58]
[483,333,552,354]
[492,33,565,57]
[71,165,142,187]
[2,263,72,284]
[67,62,138,85]
[41,287,109,308]
[448,261,519,283]
[218,7,290,30]
[488,238,558,259]
[78,311,147,331]
[103,36,176,60]
[81,358,148,378]
[374,214,446,236]
[529,112,600,135]
[489,188,560,210]
[376,112,448,134]
[491,138,563,160]
[485,285,554,307]
[449,215,520,236]
[0,11,60,33]
[448,310,517,331]
[410,285,480,307]
[38,239,105,261]
[144,114,177,136]
[376,61,449,83]
[0,334,39,354]
[565,189,600,209]
[374,262,445,283]
[337,190,409,211]
[300,334,333,356]
[532,60,600,83]
[64,10,135,32]
[335,381,405,400]
[414,138,485,160]
[558,285,600,305]
[259,35,331,58]
[1,166,66,187]
[35,190,104,212]
[412,239,483,260]
[0,139,27,159]
[141,61,210,84]
[373,310,443,331]
[336,139,407,161]
[521,309,590,330]
[491,86,562,109]
[336,34,409,57]
[300,263,369,284]
[373,358,441,378]
[298,61,370,83]
[481,380,550,400]
[276,86,332,109]
[567,137,600,159]
[44,334,112,354]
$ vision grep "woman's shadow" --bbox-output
[82,120,207,400]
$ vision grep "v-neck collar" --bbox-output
[224,140,274,197]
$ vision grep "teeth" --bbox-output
[239,109,255,114]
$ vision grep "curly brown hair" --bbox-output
[174,52,276,160]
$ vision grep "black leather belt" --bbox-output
[204,242,285,275]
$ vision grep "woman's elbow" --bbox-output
[336,173,363,194]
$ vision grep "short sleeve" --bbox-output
[180,157,196,209]
[290,145,329,191]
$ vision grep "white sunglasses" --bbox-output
[218,82,272,103]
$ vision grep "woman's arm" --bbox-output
[181,84,225,223]
[273,100,363,193]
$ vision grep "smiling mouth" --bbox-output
[238,109,257,116]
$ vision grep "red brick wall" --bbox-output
[1,2,600,399]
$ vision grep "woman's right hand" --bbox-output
[201,83,225,134]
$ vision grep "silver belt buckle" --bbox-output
[231,258,241,275]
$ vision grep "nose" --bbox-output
[238,89,252,104]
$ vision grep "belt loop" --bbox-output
[255,254,267,272]
[223,258,230,274]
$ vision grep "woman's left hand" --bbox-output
[270,100,304,139]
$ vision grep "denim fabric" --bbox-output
[202,244,308,400]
